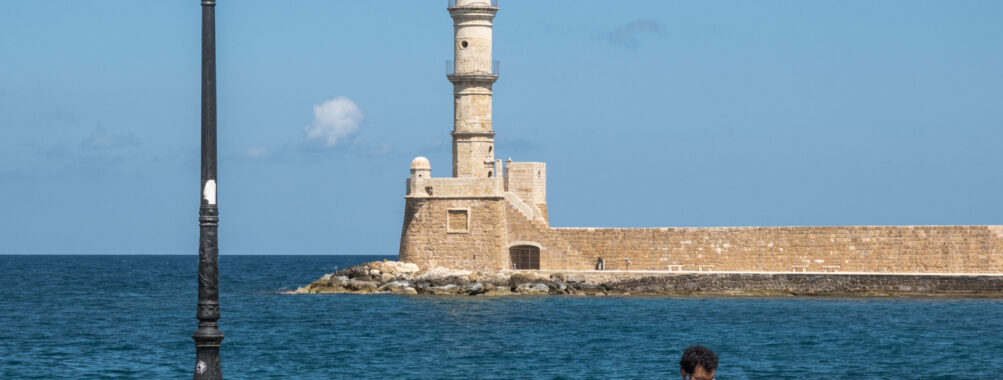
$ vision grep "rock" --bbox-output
[430,276,470,287]
[563,274,587,284]
[320,274,332,282]
[417,267,472,281]
[413,281,431,292]
[509,272,544,287]
[481,284,513,296]
[380,281,416,294]
[515,283,550,294]
[369,269,381,276]
[570,282,606,296]
[477,272,511,286]
[383,261,420,277]
[311,286,346,294]
[462,282,485,295]
[330,275,349,286]
[339,265,371,280]
[378,280,411,291]
[550,281,568,294]
[426,284,459,295]
[347,279,379,292]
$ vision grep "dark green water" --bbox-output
[1,255,1001,379]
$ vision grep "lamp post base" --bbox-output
[193,321,224,380]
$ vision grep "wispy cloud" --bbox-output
[31,142,131,176]
[80,126,143,150]
[304,96,363,147]
[9,127,151,177]
[603,20,660,49]
[245,146,271,159]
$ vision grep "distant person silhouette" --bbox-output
[680,345,717,380]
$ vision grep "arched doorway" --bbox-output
[509,245,540,270]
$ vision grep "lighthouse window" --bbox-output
[488,146,492,153]
[460,40,469,48]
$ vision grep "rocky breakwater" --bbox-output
[289,260,614,296]
[289,261,1003,297]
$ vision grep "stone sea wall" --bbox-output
[532,223,1003,273]
[290,261,1003,297]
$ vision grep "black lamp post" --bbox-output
[193,0,223,379]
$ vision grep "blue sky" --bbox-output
[1,1,1000,255]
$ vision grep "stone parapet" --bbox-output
[406,177,504,198]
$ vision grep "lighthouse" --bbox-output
[400,1,550,272]
[448,0,499,178]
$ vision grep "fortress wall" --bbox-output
[399,197,507,271]
[549,226,1003,273]
[504,201,590,270]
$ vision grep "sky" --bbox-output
[1,1,1000,255]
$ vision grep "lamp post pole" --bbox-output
[193,0,223,379]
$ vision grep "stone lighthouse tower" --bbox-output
[400,1,551,272]
[448,0,499,178]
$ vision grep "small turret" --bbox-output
[410,156,431,173]
[407,157,432,196]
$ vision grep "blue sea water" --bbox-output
[1,255,1002,379]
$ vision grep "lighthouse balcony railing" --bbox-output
[447,60,500,76]
[448,0,498,8]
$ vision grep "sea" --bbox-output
[1,255,1002,379]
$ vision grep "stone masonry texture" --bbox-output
[545,225,1003,273]
[399,197,507,272]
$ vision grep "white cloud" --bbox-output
[304,96,363,147]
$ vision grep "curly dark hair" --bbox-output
[679,345,718,374]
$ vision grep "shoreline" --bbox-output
[289,261,1003,297]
